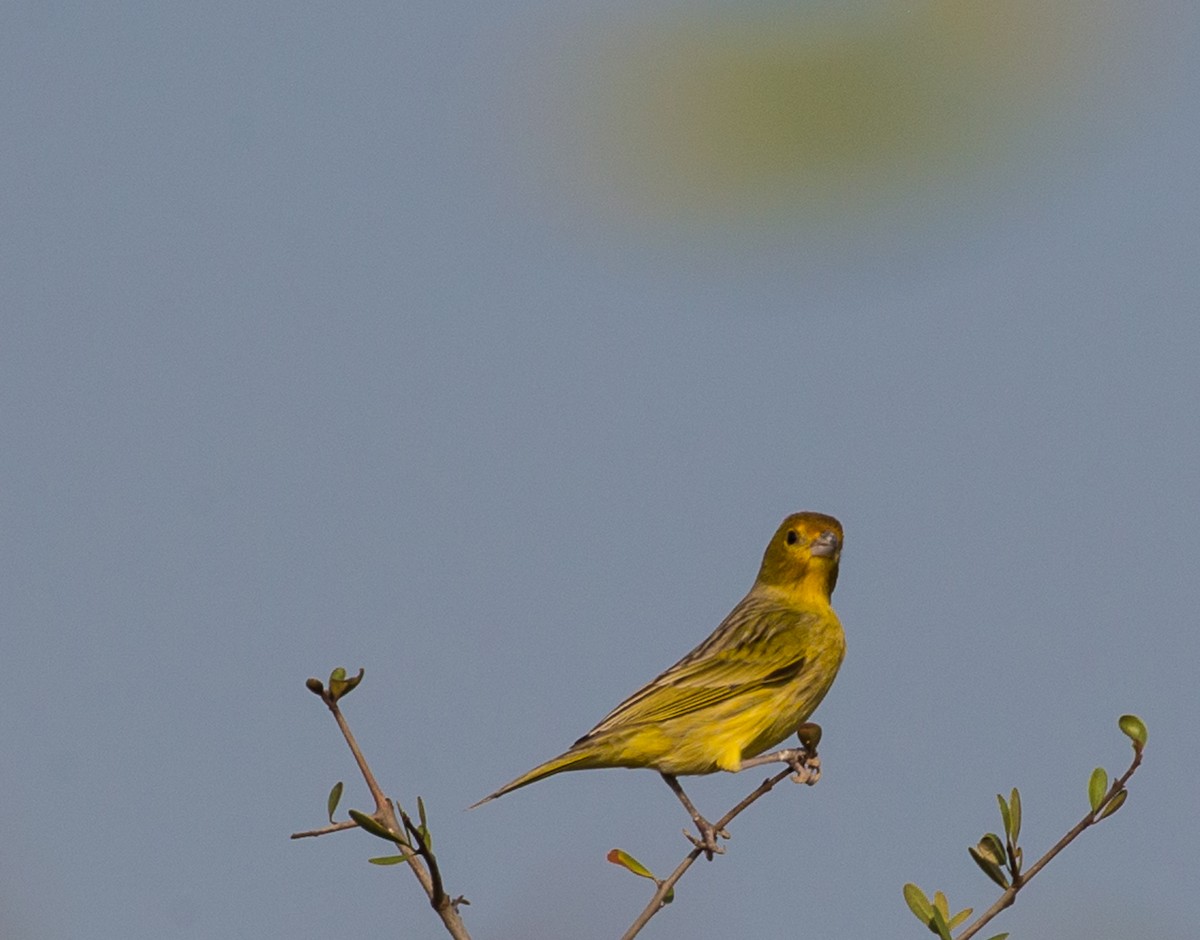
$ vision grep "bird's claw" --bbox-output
[787,751,820,785]
[683,819,729,858]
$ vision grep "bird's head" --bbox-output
[757,512,843,600]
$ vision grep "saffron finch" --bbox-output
[474,512,845,848]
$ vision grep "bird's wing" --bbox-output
[580,601,819,737]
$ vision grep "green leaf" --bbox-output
[1009,788,1022,845]
[606,849,673,903]
[327,781,344,822]
[1119,714,1148,748]
[1099,788,1128,819]
[983,934,1010,940]
[948,907,974,930]
[996,793,1011,839]
[368,854,411,865]
[1088,767,1108,813]
[416,796,432,849]
[969,846,1010,889]
[607,848,657,881]
[902,883,933,923]
[328,667,364,701]
[349,809,403,843]
[979,833,1006,867]
[933,890,950,920]
[929,905,953,940]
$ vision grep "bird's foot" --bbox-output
[789,721,822,784]
[738,745,821,784]
[783,748,821,786]
[683,816,730,859]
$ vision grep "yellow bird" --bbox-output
[473,512,845,852]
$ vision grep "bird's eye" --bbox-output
[785,530,798,545]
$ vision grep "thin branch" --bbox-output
[398,803,469,915]
[291,676,472,940]
[621,746,821,940]
[954,743,1144,940]
[290,819,360,839]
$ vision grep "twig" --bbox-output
[290,673,471,940]
[954,743,1144,940]
[620,746,821,940]
[291,819,359,839]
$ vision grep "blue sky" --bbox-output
[3,2,1197,938]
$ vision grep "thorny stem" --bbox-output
[954,744,1145,940]
[290,680,471,940]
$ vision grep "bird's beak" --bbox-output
[810,530,840,558]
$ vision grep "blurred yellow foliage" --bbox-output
[572,0,1113,218]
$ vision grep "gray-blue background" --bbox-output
[4,2,1196,937]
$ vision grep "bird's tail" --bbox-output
[469,747,600,809]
